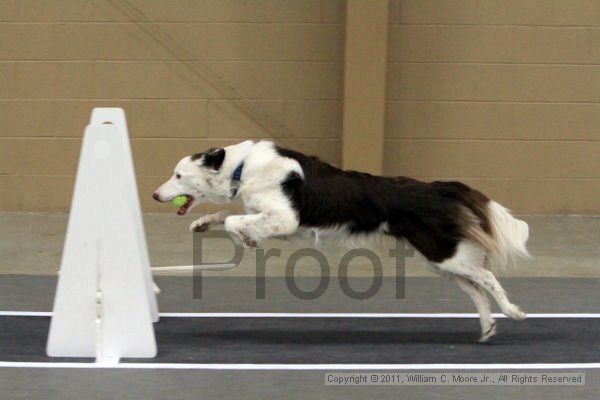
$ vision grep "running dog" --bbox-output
[153,140,530,342]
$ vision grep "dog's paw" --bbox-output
[504,304,527,321]
[189,220,210,233]
[478,321,497,343]
[240,233,258,248]
[232,230,258,248]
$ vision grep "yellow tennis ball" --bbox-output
[171,195,188,208]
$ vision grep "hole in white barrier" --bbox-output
[101,121,114,125]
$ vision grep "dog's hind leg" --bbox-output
[473,271,526,321]
[435,241,526,321]
[453,276,497,342]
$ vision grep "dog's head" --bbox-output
[152,147,228,215]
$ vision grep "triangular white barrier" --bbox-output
[47,108,159,362]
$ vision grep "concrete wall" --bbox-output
[385,0,600,214]
[0,0,344,211]
[1,0,599,214]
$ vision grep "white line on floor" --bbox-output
[0,311,599,318]
[158,312,600,319]
[0,362,598,370]
[151,264,238,272]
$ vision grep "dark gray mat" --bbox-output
[2,316,599,364]
[1,275,599,313]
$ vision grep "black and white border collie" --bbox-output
[153,140,530,342]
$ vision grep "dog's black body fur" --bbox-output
[276,146,490,262]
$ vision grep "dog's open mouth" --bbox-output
[176,195,195,216]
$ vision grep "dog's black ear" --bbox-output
[190,152,204,162]
[202,147,225,170]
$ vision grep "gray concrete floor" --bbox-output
[3,275,599,313]
[1,369,597,400]
[1,212,599,400]
[1,212,599,277]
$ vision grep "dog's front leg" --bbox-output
[189,210,235,232]
[224,210,299,248]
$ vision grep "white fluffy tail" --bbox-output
[487,201,530,267]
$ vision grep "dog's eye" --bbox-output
[175,174,181,179]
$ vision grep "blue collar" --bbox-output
[229,162,244,199]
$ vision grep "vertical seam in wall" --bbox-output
[435,25,440,63]
[587,28,592,64]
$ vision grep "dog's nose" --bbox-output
[152,193,160,202]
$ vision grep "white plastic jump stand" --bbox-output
[47,108,159,363]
